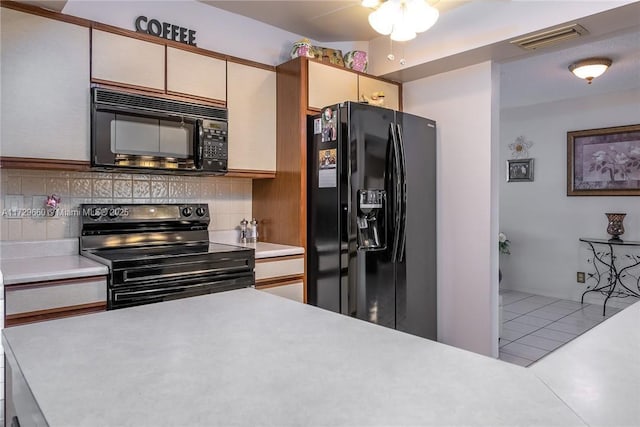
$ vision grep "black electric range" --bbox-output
[80,204,254,310]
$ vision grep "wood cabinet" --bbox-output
[358,75,400,111]
[226,62,277,174]
[92,32,227,103]
[255,255,305,303]
[4,276,107,327]
[92,29,165,92]
[0,8,91,161]
[307,61,401,111]
[308,60,358,110]
[167,47,226,102]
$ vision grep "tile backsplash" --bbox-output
[0,169,252,241]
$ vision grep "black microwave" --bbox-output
[91,87,228,173]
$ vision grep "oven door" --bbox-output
[108,254,255,309]
[109,272,254,310]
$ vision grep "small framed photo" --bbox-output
[507,158,534,182]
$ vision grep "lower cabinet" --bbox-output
[5,275,107,327]
[258,280,304,302]
[254,255,304,303]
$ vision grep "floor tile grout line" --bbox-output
[498,350,535,364]
[509,335,567,353]
[500,292,627,366]
[499,347,538,363]
[500,296,609,363]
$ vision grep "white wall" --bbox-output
[62,0,367,66]
[499,88,640,302]
[404,62,500,357]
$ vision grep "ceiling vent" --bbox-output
[510,24,589,50]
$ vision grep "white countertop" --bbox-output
[234,241,304,259]
[3,288,583,426]
[208,230,304,259]
[1,255,108,285]
[531,300,640,426]
[0,236,301,286]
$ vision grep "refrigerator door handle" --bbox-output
[390,122,402,263]
[396,123,408,263]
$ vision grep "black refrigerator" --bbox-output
[307,102,437,340]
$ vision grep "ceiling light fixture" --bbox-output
[363,0,439,42]
[568,58,612,84]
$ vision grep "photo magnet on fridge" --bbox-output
[321,108,337,142]
[318,148,337,188]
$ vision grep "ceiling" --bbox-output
[500,29,640,109]
[199,0,469,42]
[199,0,639,108]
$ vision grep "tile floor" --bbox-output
[498,290,626,367]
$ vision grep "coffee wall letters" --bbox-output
[135,16,196,46]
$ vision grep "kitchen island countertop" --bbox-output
[3,288,585,426]
[531,299,640,427]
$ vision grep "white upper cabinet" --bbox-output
[91,29,165,91]
[226,62,276,172]
[307,61,358,110]
[1,9,90,160]
[166,47,226,101]
[358,75,400,111]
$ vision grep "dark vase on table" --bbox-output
[605,213,626,242]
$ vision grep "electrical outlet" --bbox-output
[577,272,586,283]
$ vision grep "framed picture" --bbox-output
[567,124,640,196]
[507,158,534,182]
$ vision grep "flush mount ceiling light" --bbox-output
[569,58,612,84]
[363,0,439,42]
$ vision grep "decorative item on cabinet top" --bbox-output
[344,50,368,73]
[289,39,345,67]
[361,91,385,106]
[290,38,314,59]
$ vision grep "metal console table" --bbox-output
[579,238,640,316]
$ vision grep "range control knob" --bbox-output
[182,206,193,217]
[89,208,102,220]
[195,207,206,217]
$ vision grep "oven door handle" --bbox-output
[122,265,249,283]
[115,282,212,299]
[112,277,253,303]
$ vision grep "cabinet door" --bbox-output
[226,62,276,172]
[358,75,401,111]
[255,256,304,282]
[167,47,226,102]
[259,281,304,303]
[5,276,107,326]
[0,9,90,161]
[92,29,165,91]
[308,61,358,110]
